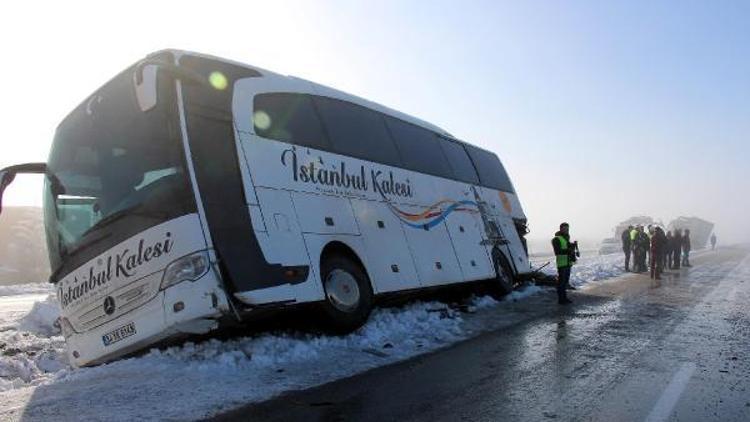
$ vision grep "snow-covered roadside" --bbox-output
[0,283,53,297]
[0,254,624,421]
[533,252,626,288]
[0,295,67,393]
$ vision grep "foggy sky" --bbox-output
[1,1,748,246]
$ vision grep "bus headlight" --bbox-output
[160,251,210,290]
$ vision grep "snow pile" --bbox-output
[148,298,468,371]
[0,283,53,297]
[0,332,68,392]
[569,254,626,286]
[535,252,625,288]
[473,284,544,310]
[18,295,61,337]
[0,294,67,393]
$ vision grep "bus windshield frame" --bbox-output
[44,63,198,282]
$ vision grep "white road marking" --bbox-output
[644,362,696,422]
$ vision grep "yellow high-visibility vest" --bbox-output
[556,235,570,268]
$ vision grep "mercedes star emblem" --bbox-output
[103,296,116,315]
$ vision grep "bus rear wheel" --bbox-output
[319,254,374,334]
[489,250,514,300]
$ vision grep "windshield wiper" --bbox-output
[86,204,145,236]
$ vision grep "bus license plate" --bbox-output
[102,322,136,346]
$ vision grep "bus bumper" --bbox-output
[65,270,229,367]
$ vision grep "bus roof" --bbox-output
[162,49,455,139]
[63,49,498,159]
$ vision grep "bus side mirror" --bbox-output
[134,59,212,112]
[134,64,159,112]
[0,169,16,216]
[0,163,48,217]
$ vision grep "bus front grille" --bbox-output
[68,271,162,333]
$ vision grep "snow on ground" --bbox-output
[533,251,626,287]
[0,253,628,421]
[0,294,66,394]
[0,283,53,297]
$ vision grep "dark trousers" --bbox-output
[682,250,690,266]
[634,248,647,272]
[672,248,681,269]
[624,249,631,271]
[557,266,571,302]
[650,250,663,279]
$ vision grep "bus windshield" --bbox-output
[44,65,197,281]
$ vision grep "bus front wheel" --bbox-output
[319,254,374,334]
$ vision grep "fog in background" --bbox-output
[1,1,748,278]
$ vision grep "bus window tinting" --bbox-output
[313,96,402,167]
[253,93,329,150]
[385,116,453,179]
[466,146,515,193]
[440,140,479,184]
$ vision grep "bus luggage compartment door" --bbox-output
[443,210,494,281]
[398,204,462,287]
[291,192,359,235]
[350,199,420,293]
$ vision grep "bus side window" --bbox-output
[312,96,402,167]
[385,116,454,179]
[466,146,515,193]
[253,93,330,150]
[440,139,479,184]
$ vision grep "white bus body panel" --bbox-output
[350,199,420,293]
[233,187,325,305]
[443,209,494,281]
[230,78,530,305]
[291,191,360,236]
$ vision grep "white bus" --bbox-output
[0,50,532,367]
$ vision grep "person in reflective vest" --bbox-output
[551,222,576,305]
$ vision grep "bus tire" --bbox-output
[489,250,514,299]
[319,254,374,334]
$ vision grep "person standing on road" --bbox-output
[622,225,633,272]
[672,229,682,269]
[682,229,692,267]
[661,229,672,272]
[552,222,576,305]
[634,226,649,273]
[664,230,673,270]
[711,233,717,250]
[646,225,654,268]
[650,227,667,280]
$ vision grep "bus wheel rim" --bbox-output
[325,269,361,312]
[496,262,510,285]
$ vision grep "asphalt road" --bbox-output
[212,246,750,422]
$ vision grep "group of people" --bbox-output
[621,224,691,280]
[552,221,716,306]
